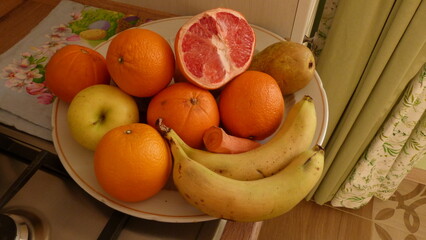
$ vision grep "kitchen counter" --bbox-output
[0,0,263,239]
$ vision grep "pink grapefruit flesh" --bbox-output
[175,8,256,89]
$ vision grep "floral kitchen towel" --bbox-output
[0,0,142,140]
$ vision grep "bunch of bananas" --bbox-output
[158,95,324,222]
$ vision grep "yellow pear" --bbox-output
[249,41,315,95]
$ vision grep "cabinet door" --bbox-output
[112,0,319,42]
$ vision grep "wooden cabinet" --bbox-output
[0,0,25,17]
[111,0,319,42]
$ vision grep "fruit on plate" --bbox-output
[45,44,110,103]
[159,95,317,181]
[94,123,172,202]
[169,132,324,222]
[174,8,255,90]
[67,84,139,151]
[106,28,174,97]
[219,70,284,140]
[147,82,219,149]
[249,41,315,95]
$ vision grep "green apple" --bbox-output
[67,84,139,151]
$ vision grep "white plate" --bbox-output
[51,16,328,223]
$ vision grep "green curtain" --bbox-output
[308,0,426,204]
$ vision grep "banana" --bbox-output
[170,139,324,222]
[158,95,317,180]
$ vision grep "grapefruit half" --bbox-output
[175,8,256,90]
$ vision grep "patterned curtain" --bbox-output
[311,0,339,60]
[332,65,426,208]
[309,0,426,208]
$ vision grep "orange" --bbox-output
[45,44,110,103]
[174,8,255,90]
[147,82,220,149]
[106,28,174,97]
[219,70,285,140]
[94,123,172,202]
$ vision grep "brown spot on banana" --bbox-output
[256,169,266,178]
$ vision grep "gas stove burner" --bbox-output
[0,213,30,240]
[0,207,49,240]
[0,125,225,239]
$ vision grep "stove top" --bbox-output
[0,124,225,239]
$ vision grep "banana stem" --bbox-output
[155,118,171,136]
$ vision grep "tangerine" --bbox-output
[219,70,284,140]
[94,123,172,202]
[106,28,174,97]
[147,82,220,149]
[174,8,255,90]
[45,44,110,103]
